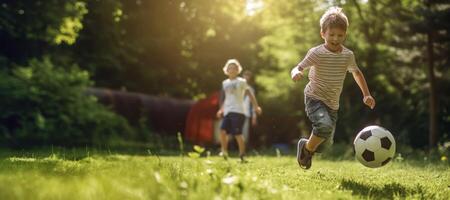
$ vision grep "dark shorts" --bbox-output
[305,96,338,152]
[221,112,246,135]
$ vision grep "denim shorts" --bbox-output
[305,96,338,152]
[221,112,246,135]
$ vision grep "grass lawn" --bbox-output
[0,148,448,200]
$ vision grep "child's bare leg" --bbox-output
[306,134,325,152]
[235,134,247,162]
[235,134,246,156]
[220,130,229,156]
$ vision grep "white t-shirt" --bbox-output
[222,77,249,116]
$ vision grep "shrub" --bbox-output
[0,57,135,147]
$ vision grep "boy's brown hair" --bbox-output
[320,7,349,32]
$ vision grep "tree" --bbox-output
[387,0,450,148]
[0,1,87,66]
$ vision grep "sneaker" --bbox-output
[239,154,248,163]
[219,152,228,160]
[297,139,313,169]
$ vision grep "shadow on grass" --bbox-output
[339,178,433,199]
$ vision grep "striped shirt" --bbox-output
[294,44,359,110]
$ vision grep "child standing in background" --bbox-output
[242,70,258,143]
[217,59,262,162]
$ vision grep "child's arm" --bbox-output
[216,89,225,118]
[291,67,304,82]
[291,48,317,82]
[247,91,258,126]
[216,105,224,118]
[245,89,262,115]
[251,104,258,126]
[352,69,376,109]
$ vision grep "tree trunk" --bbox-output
[427,30,437,149]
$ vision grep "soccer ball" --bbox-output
[353,125,396,168]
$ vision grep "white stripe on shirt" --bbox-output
[294,44,359,110]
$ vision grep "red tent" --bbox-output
[184,91,220,145]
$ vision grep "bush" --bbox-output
[0,57,136,147]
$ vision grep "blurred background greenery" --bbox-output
[0,0,448,153]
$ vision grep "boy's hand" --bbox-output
[254,106,262,115]
[291,67,303,82]
[363,96,376,109]
[216,109,223,118]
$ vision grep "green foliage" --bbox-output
[53,1,88,45]
[0,57,135,146]
[188,145,206,158]
[256,0,321,99]
[1,0,448,148]
[0,1,88,64]
[337,0,450,147]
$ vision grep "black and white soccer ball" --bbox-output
[354,125,396,168]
